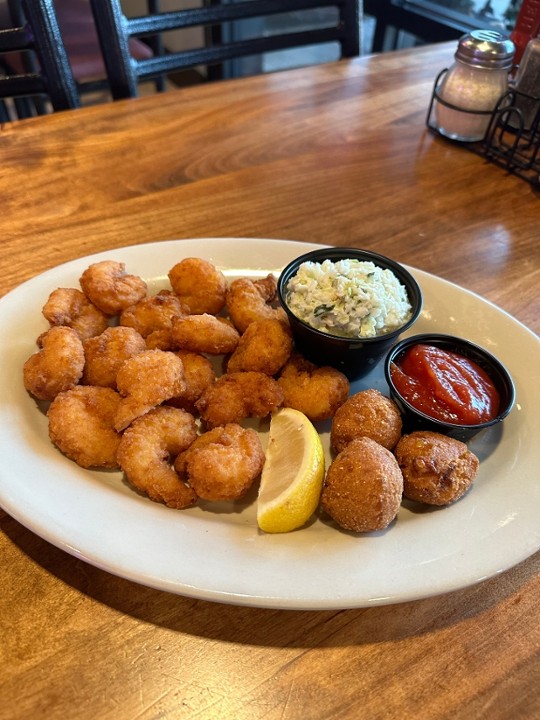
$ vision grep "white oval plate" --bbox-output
[0,238,538,610]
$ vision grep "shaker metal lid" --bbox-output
[455,29,515,69]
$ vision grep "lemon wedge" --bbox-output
[257,407,325,533]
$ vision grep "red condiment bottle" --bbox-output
[510,0,540,67]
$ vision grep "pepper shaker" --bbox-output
[510,36,540,131]
[434,30,515,142]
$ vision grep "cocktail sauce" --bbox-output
[390,344,500,425]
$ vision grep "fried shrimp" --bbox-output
[114,349,186,431]
[82,326,147,388]
[226,275,287,333]
[23,326,85,401]
[196,371,284,428]
[167,350,216,412]
[168,257,227,315]
[277,353,349,422]
[79,260,147,315]
[330,388,403,453]
[47,386,122,468]
[175,423,264,501]
[119,290,188,349]
[117,406,198,509]
[42,287,109,340]
[226,318,293,375]
[171,314,240,355]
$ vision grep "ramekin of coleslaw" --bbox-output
[277,247,422,379]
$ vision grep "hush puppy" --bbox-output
[321,437,403,532]
[394,430,479,506]
[330,388,402,453]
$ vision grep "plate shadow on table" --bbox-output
[3,512,539,650]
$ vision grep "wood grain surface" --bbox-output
[0,42,539,720]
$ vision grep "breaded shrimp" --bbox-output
[227,318,293,375]
[114,349,186,431]
[167,350,216,412]
[42,287,109,340]
[168,257,227,315]
[82,326,147,388]
[277,353,349,422]
[48,386,122,468]
[196,371,284,428]
[80,260,147,315]
[23,326,85,401]
[175,423,264,501]
[171,314,240,355]
[117,406,198,509]
[330,388,403,453]
[225,275,287,333]
[119,290,188,348]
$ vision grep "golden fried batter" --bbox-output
[42,287,109,340]
[175,423,264,501]
[119,290,188,347]
[80,260,147,315]
[394,430,479,506]
[168,257,227,315]
[117,406,199,509]
[196,371,284,428]
[167,350,216,412]
[227,318,293,375]
[171,314,240,355]
[226,275,287,333]
[114,349,186,431]
[278,353,349,422]
[82,326,146,388]
[23,326,85,401]
[321,437,403,532]
[47,386,122,468]
[331,388,402,453]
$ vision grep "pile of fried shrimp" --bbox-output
[23,257,480,532]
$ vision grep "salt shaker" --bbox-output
[434,30,515,142]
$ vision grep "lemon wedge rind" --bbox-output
[257,407,325,534]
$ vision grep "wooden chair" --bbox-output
[0,0,79,120]
[88,0,362,100]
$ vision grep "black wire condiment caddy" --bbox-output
[426,70,540,190]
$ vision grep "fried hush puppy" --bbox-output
[171,314,240,355]
[42,287,109,340]
[227,318,293,375]
[48,386,122,469]
[394,430,479,506]
[117,406,199,509]
[114,349,186,431]
[168,257,227,315]
[23,326,85,401]
[82,326,147,388]
[321,437,403,533]
[277,353,350,422]
[196,371,284,428]
[175,423,264,501]
[331,388,402,453]
[226,275,287,333]
[79,260,147,316]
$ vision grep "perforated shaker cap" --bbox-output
[455,29,515,69]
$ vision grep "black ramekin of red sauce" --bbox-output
[384,334,515,441]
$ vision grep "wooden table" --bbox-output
[1,42,539,719]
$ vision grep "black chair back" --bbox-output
[89,0,361,99]
[0,0,79,120]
